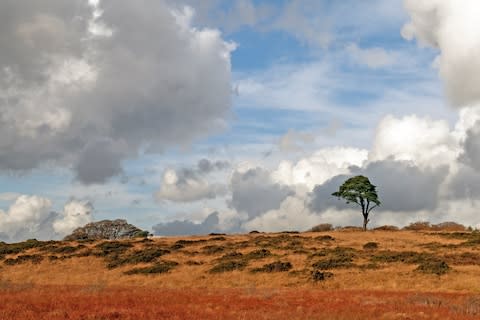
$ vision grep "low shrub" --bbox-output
[249,230,260,234]
[95,241,133,256]
[337,226,364,232]
[4,254,43,265]
[312,257,354,270]
[311,270,334,281]
[209,233,226,236]
[431,221,466,232]
[416,260,450,275]
[209,236,227,241]
[209,260,248,273]
[373,225,399,231]
[245,249,271,260]
[106,248,171,269]
[175,239,207,246]
[124,260,178,275]
[185,260,204,266]
[251,261,293,273]
[0,239,52,255]
[403,221,431,231]
[363,242,379,250]
[371,251,436,264]
[310,224,333,232]
[202,245,225,255]
[315,235,335,241]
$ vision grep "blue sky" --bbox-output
[1,0,479,240]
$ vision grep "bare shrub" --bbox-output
[309,224,333,232]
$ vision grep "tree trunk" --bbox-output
[362,215,369,231]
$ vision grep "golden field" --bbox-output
[2,229,480,319]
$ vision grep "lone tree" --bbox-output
[332,175,381,231]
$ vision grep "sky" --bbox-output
[1,0,480,241]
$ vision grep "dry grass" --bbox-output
[2,230,480,318]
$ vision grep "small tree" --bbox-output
[332,175,380,231]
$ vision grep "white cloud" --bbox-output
[370,114,459,168]
[273,147,368,189]
[0,0,234,184]
[53,200,93,235]
[402,0,480,107]
[0,195,92,242]
[155,168,227,203]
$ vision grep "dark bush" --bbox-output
[373,225,399,231]
[209,233,226,236]
[363,242,379,250]
[315,235,335,241]
[431,221,466,232]
[95,241,133,256]
[202,245,225,255]
[245,249,271,260]
[251,261,293,273]
[209,236,227,241]
[311,270,334,281]
[218,252,244,261]
[0,239,51,255]
[170,244,184,250]
[124,260,178,275]
[310,247,357,270]
[416,260,450,275]
[403,221,431,231]
[249,230,260,234]
[371,251,435,264]
[209,260,248,273]
[175,239,207,246]
[133,230,150,238]
[310,224,333,232]
[185,260,204,266]
[4,254,43,265]
[106,248,171,269]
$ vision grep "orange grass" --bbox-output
[1,285,480,320]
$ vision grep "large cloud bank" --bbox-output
[0,0,234,184]
[0,195,92,242]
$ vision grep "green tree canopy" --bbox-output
[332,175,381,231]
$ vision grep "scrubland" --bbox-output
[2,228,480,319]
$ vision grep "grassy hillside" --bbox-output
[2,229,480,319]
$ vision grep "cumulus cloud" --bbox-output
[155,159,230,203]
[229,167,294,219]
[370,114,459,168]
[402,0,480,107]
[0,195,92,242]
[155,168,226,203]
[152,211,220,236]
[272,147,368,189]
[0,0,234,183]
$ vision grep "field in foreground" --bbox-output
[1,286,480,320]
[2,229,480,319]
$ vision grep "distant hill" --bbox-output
[63,219,148,241]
